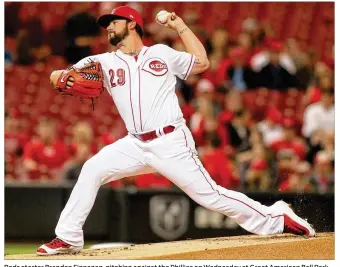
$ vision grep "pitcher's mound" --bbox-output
[5,232,334,260]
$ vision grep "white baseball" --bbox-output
[156,10,170,24]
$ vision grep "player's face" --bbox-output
[107,20,129,46]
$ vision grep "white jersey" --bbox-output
[74,44,196,134]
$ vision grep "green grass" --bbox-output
[5,242,97,255]
[5,243,40,255]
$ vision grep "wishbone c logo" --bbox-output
[142,58,168,76]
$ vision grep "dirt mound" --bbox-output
[5,232,334,260]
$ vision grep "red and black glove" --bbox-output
[55,61,105,101]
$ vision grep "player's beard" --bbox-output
[109,25,129,46]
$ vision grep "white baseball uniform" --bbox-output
[55,44,285,246]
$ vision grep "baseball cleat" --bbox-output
[36,238,82,256]
[274,200,316,237]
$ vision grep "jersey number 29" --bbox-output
[109,68,125,87]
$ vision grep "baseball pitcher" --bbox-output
[37,6,315,255]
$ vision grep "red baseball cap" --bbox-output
[265,107,282,124]
[97,5,143,29]
[268,40,283,52]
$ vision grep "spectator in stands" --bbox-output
[190,96,215,148]
[15,19,53,65]
[241,18,264,48]
[210,28,229,61]
[321,130,335,162]
[214,83,228,110]
[205,28,228,84]
[237,128,272,190]
[218,90,245,151]
[303,74,334,106]
[226,47,257,91]
[176,88,195,127]
[302,88,334,139]
[257,107,283,146]
[256,42,298,90]
[217,90,234,128]
[295,50,316,89]
[252,40,296,75]
[195,78,215,102]
[244,145,271,191]
[64,122,95,181]
[202,133,240,189]
[310,151,334,193]
[96,117,127,151]
[64,3,100,63]
[261,20,276,40]
[313,60,334,89]
[285,39,316,89]
[222,108,251,153]
[238,32,253,54]
[270,117,307,187]
[193,78,221,123]
[214,33,255,87]
[30,43,52,63]
[305,127,334,166]
[177,70,200,103]
[279,161,314,193]
[285,38,307,70]
[23,118,69,182]
[15,30,34,65]
[5,111,29,180]
[271,117,306,160]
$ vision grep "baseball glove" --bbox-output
[55,61,105,106]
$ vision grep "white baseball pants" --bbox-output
[55,124,284,246]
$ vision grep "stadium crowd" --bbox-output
[5,2,334,193]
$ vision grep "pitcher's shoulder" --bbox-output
[145,44,173,59]
[148,44,171,52]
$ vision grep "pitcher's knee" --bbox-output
[78,157,107,182]
[80,159,92,173]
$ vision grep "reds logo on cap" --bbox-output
[142,58,168,76]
